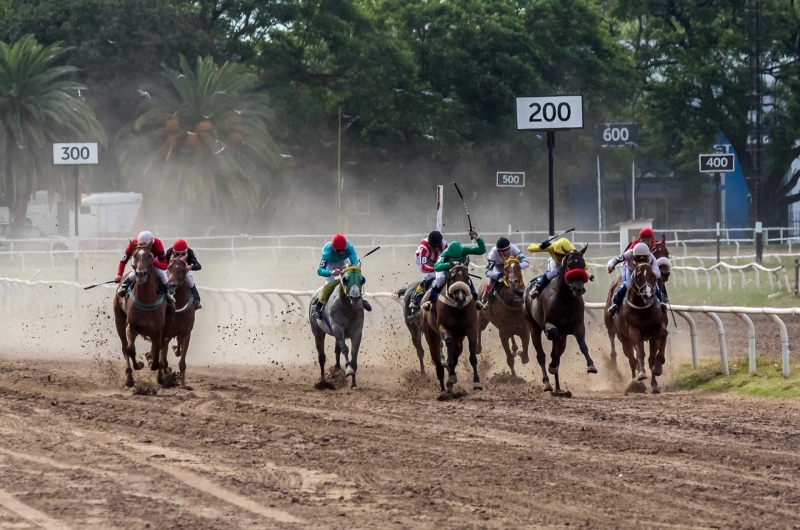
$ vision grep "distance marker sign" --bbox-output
[53,143,98,165]
[497,172,525,188]
[515,96,584,130]
[597,123,639,147]
[698,153,734,173]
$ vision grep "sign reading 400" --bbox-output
[515,95,584,131]
[53,143,98,165]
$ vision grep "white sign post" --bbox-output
[515,95,584,235]
[53,143,98,238]
[699,153,736,263]
[435,185,443,232]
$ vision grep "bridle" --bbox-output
[340,265,362,296]
[627,262,656,309]
[502,256,521,287]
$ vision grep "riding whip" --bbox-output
[453,182,475,240]
[83,279,118,290]
[540,227,576,249]
[360,246,381,260]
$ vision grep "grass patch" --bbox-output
[674,357,800,398]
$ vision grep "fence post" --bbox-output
[769,314,790,378]
[795,259,799,296]
[705,312,729,375]
[735,312,756,374]
[677,311,699,370]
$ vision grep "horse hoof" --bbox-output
[125,375,134,388]
[543,382,553,392]
[552,390,573,398]
[447,374,457,385]
[520,353,530,364]
[473,382,483,391]
[333,364,342,372]
[587,365,598,374]
[351,384,359,390]
[134,361,145,371]
[636,371,647,382]
[652,365,663,377]
[652,386,661,395]
[345,366,355,377]
[547,364,559,375]
[545,328,559,341]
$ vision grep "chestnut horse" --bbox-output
[477,257,529,376]
[113,243,174,388]
[161,258,196,388]
[421,262,483,394]
[524,247,596,396]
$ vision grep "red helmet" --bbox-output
[331,234,347,251]
[639,227,654,239]
[173,239,188,252]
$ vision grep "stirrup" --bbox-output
[422,301,432,311]
[530,289,540,300]
[608,305,618,317]
[194,300,202,310]
[475,301,484,310]
[312,303,323,319]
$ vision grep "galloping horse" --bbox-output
[113,243,174,388]
[421,262,483,394]
[309,265,366,389]
[161,258,196,388]
[604,263,669,394]
[397,281,427,374]
[524,247,596,395]
[478,257,529,376]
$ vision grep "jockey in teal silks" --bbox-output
[311,234,372,319]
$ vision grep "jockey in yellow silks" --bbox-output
[526,237,587,299]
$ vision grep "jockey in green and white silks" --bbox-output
[423,229,485,310]
[312,234,372,319]
[483,236,529,309]
[607,242,665,317]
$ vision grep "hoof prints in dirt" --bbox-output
[624,381,648,395]
[132,381,159,396]
[317,367,348,390]
[436,387,469,401]
[489,372,526,385]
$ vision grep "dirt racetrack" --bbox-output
[0,358,799,529]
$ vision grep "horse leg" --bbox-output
[424,325,445,393]
[510,336,519,354]
[314,329,327,384]
[334,342,342,371]
[621,338,637,380]
[653,329,668,377]
[574,323,597,374]
[531,323,552,392]
[607,327,618,361]
[519,331,530,365]
[178,333,190,388]
[115,311,135,388]
[441,328,457,390]
[348,333,362,389]
[551,337,568,395]
[628,327,647,381]
[648,339,661,394]
[412,329,426,375]
[468,331,482,390]
[499,330,516,377]
[333,329,352,377]
[544,321,559,342]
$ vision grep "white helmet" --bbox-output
[632,242,650,257]
[137,231,154,244]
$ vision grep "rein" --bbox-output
[502,256,521,287]
[340,265,362,296]
[628,263,655,310]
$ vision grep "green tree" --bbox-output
[0,35,106,237]
[121,55,279,226]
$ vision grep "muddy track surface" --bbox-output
[1,359,799,529]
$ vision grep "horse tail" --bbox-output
[396,287,408,298]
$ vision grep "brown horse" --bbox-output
[524,247,596,395]
[478,257,529,376]
[421,263,483,394]
[604,262,668,394]
[113,243,174,388]
[161,258,196,388]
[606,235,671,363]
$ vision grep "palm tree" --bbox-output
[0,35,106,237]
[122,55,279,226]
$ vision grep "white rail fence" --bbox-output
[0,278,794,379]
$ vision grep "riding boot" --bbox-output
[190,285,202,310]
[117,276,133,298]
[362,299,372,312]
[468,282,484,310]
[422,285,442,311]
[608,284,626,317]
[656,287,667,313]
[409,291,423,311]
[529,275,548,300]
[312,300,324,320]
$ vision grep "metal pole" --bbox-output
[716,172,721,264]
[547,131,555,236]
[74,166,80,237]
[754,0,764,262]
[631,147,636,220]
[337,104,342,230]
[435,184,443,232]
[597,154,602,235]
[794,259,798,296]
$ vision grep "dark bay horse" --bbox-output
[421,262,482,394]
[478,257,529,376]
[524,247,596,395]
[113,244,174,388]
[397,281,427,374]
[604,263,668,394]
[161,258,196,388]
[309,266,365,389]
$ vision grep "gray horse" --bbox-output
[309,266,366,389]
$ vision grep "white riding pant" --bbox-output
[323,259,351,283]
[432,270,447,289]
[126,268,168,286]
[545,258,560,280]
[186,270,195,288]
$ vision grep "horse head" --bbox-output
[632,262,657,304]
[652,235,672,283]
[131,244,154,284]
[167,258,189,293]
[561,245,589,298]
[447,263,471,308]
[503,257,524,295]
[341,266,363,305]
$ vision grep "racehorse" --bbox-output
[421,262,483,394]
[397,281,427,374]
[478,257,529,377]
[113,243,174,388]
[309,265,365,389]
[524,246,596,395]
[606,234,671,364]
[161,258,196,388]
[603,262,668,393]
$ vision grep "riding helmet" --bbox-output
[428,230,443,246]
[331,234,348,251]
[173,239,188,252]
[632,242,650,257]
[496,237,511,251]
[639,227,654,239]
[137,231,154,244]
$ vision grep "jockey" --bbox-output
[116,230,173,304]
[607,242,666,317]
[165,239,202,310]
[311,234,372,319]
[409,230,448,311]
[483,236,530,308]
[622,227,655,254]
[527,237,587,300]
[423,229,485,310]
